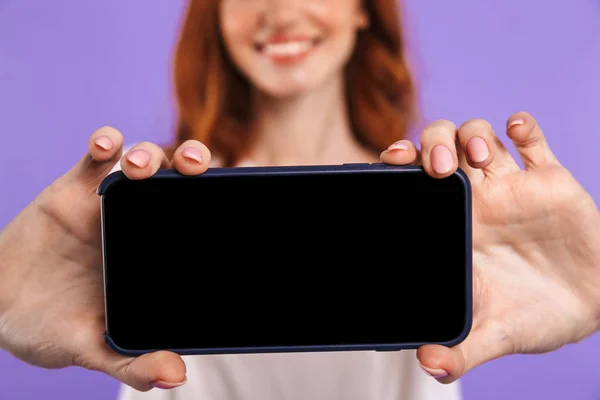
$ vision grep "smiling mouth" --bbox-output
[255,38,321,64]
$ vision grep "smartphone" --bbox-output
[98,163,472,356]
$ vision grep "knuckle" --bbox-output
[180,139,204,148]
[459,119,493,137]
[94,126,119,136]
[421,120,457,141]
[509,111,532,120]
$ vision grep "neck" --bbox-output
[245,74,376,166]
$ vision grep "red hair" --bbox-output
[170,0,415,166]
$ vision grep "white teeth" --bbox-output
[263,41,313,57]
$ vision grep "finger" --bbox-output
[116,351,187,391]
[457,119,520,180]
[68,126,125,189]
[379,140,420,165]
[82,345,187,392]
[419,120,459,179]
[171,140,212,176]
[416,327,511,384]
[506,112,560,169]
[120,142,171,180]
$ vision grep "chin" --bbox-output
[252,74,331,99]
[261,86,312,99]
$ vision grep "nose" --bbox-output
[262,0,301,29]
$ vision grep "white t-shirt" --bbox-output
[118,351,461,400]
[111,148,462,400]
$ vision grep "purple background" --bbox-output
[1,0,599,398]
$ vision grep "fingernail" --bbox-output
[126,149,151,168]
[431,145,453,174]
[466,136,489,163]
[420,364,449,378]
[151,377,187,389]
[507,118,525,129]
[94,135,113,151]
[181,147,203,164]
[387,141,410,151]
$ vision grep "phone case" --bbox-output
[98,163,473,356]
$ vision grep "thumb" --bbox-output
[416,326,512,384]
[65,126,125,190]
[81,345,187,392]
[379,139,421,165]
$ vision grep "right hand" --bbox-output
[382,113,600,383]
[0,126,211,391]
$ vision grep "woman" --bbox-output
[114,0,600,398]
[165,0,415,168]
[118,0,463,398]
[0,0,598,398]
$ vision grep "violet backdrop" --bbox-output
[1,0,599,398]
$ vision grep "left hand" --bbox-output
[0,128,211,391]
[380,111,600,383]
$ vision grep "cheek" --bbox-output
[305,0,360,32]
[221,14,248,45]
[219,3,258,50]
[309,4,360,64]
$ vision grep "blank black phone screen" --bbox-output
[101,166,471,353]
